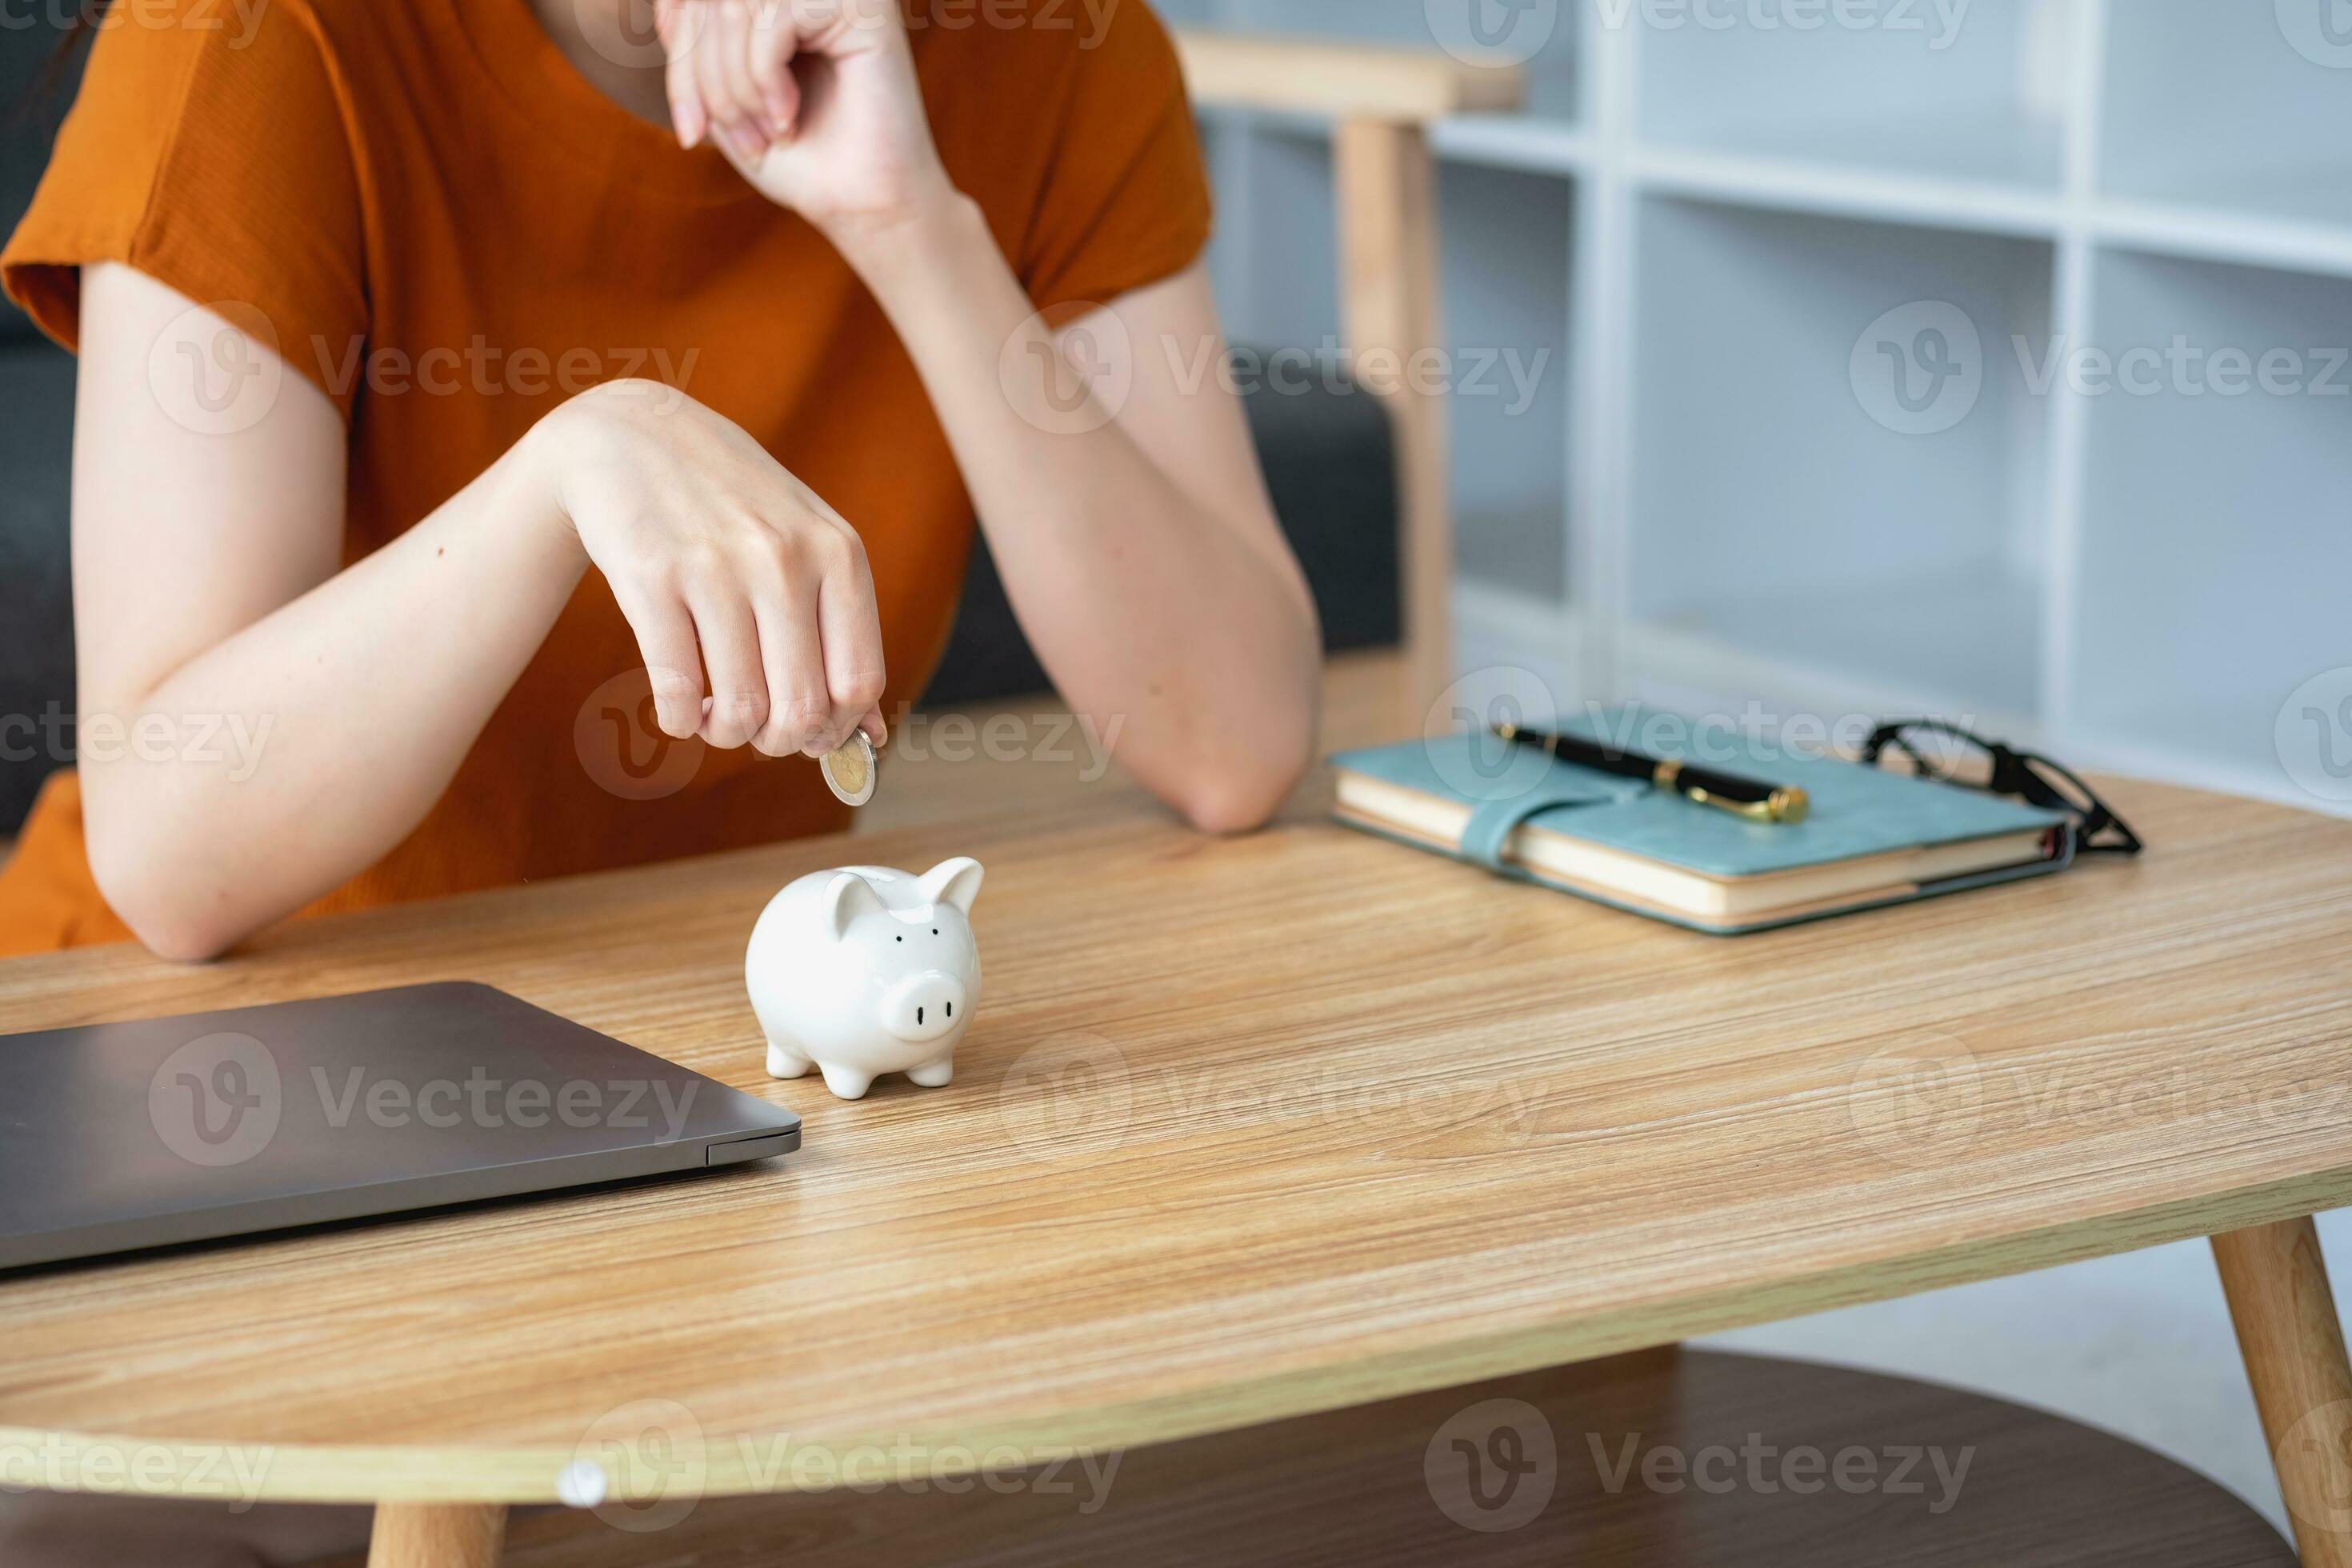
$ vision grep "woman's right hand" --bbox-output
[531,379,888,758]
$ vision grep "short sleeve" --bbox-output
[1018,1,1213,314]
[1,0,367,418]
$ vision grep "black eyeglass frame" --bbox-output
[1861,719,2145,857]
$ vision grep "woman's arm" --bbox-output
[663,0,1322,831]
[74,262,886,960]
[845,244,1321,835]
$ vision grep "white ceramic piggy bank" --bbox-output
[746,858,983,1100]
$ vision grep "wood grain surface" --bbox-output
[0,773,2348,1506]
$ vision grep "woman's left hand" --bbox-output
[656,0,954,238]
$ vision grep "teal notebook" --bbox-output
[1330,708,2075,934]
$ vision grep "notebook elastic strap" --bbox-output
[1458,780,1642,872]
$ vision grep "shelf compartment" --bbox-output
[1632,0,2069,191]
[2101,1,2352,230]
[1442,160,1575,603]
[2066,247,2352,805]
[1625,196,2056,722]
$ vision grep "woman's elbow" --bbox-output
[1172,739,1314,836]
[85,823,243,963]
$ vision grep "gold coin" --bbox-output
[820,731,877,807]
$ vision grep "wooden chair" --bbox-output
[1172,31,1524,728]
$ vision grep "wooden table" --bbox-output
[2,777,2349,1566]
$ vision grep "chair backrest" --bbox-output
[0,18,86,834]
[1173,29,1523,730]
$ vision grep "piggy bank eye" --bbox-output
[895,935,903,942]
[931,928,939,936]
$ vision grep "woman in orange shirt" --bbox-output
[0,0,1318,965]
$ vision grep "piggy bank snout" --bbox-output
[882,970,966,1043]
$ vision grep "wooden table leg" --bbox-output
[366,1502,507,1568]
[2214,1217,2352,1566]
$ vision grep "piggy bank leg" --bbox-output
[906,1057,955,1089]
[765,1040,814,1080]
[818,1062,874,1100]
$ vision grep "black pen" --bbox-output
[1494,722,1810,825]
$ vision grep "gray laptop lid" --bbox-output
[0,982,799,1270]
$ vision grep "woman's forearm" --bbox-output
[833,198,1321,831]
[82,431,584,960]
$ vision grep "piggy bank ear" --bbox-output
[917,857,984,915]
[823,873,889,940]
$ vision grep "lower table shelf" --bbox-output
[390,1348,2294,1568]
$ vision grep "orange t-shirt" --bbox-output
[0,0,1210,954]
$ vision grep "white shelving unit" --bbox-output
[1175,0,2352,815]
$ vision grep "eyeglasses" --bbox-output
[1861,719,2145,857]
